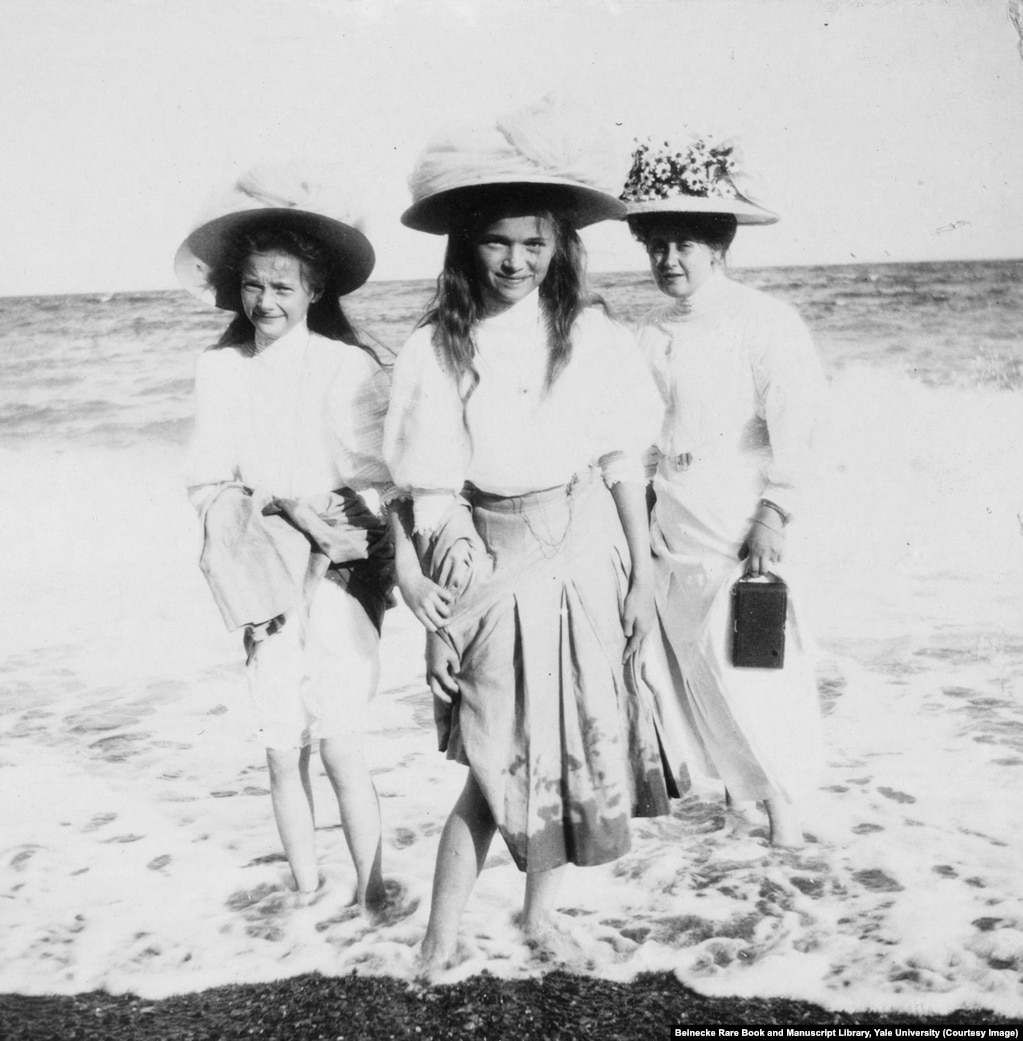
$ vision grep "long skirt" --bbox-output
[650,460,823,804]
[429,469,676,873]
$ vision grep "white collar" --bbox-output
[250,321,311,362]
[479,288,543,334]
[667,269,731,317]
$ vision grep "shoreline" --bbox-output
[3,256,1022,302]
[3,971,1019,1040]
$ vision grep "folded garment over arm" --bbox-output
[196,484,393,633]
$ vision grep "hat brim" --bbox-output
[401,179,627,235]
[174,208,375,308]
[623,196,778,225]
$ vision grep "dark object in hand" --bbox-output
[731,575,787,669]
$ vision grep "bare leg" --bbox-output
[266,744,319,893]
[420,772,496,972]
[320,734,386,911]
[522,864,567,937]
[764,795,804,849]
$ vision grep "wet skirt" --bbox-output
[429,469,675,872]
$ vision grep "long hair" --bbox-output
[207,225,377,360]
[419,208,604,402]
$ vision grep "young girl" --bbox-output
[384,100,679,972]
[178,169,395,909]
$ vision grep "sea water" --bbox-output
[1,260,1021,1015]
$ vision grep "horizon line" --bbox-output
[2,254,1021,301]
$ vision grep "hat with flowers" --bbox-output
[620,136,778,225]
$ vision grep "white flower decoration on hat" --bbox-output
[620,135,778,225]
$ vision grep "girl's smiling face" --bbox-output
[473,215,556,315]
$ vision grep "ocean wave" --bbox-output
[0,351,1021,1010]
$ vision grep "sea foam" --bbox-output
[1,266,1021,1012]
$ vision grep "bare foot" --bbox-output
[764,797,805,849]
[294,887,325,909]
[414,938,463,983]
[520,912,587,964]
[290,869,325,902]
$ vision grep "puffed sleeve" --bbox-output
[383,326,472,533]
[583,312,664,486]
[749,297,825,518]
[184,348,241,512]
[327,351,397,504]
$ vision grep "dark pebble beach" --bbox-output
[2,972,1018,1040]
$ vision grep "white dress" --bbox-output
[384,290,677,871]
[186,322,393,749]
[637,271,826,803]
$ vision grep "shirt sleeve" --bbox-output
[383,326,471,532]
[327,353,397,504]
[586,313,664,486]
[184,349,240,511]
[749,299,825,518]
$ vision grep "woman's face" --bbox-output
[239,250,319,343]
[643,223,719,300]
[473,216,556,315]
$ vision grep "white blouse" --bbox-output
[636,271,823,518]
[384,290,663,532]
[185,322,394,506]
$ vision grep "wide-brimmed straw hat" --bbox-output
[402,96,628,234]
[620,137,778,225]
[175,167,375,307]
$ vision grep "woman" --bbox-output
[384,99,678,972]
[621,137,825,848]
[178,168,395,910]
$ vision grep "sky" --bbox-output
[2,0,1022,296]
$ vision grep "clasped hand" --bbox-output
[398,536,474,632]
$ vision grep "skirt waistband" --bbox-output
[466,466,598,514]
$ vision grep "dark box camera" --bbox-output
[731,576,787,669]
